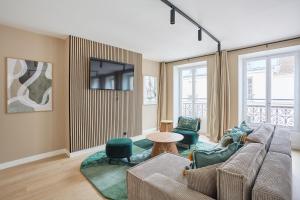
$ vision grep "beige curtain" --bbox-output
[207,51,230,142]
[157,62,168,128]
[208,53,221,142]
[220,51,231,134]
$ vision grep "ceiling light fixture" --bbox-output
[161,0,221,52]
[198,28,202,41]
[170,7,175,24]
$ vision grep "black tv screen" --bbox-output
[89,58,134,91]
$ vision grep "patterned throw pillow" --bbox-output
[240,121,254,135]
[193,142,239,168]
[219,135,233,147]
[177,116,198,131]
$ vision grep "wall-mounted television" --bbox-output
[89,58,134,91]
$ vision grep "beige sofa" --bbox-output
[127,124,292,200]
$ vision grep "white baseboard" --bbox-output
[142,128,158,134]
[0,149,68,171]
[68,144,106,158]
[68,134,147,158]
[0,134,153,170]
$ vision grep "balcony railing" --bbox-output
[180,99,294,128]
[181,98,207,117]
[246,99,294,127]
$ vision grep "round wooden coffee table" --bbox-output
[147,132,184,157]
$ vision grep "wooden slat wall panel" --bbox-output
[69,36,142,152]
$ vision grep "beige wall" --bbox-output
[0,25,68,163]
[142,59,160,131]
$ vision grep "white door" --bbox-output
[179,65,207,132]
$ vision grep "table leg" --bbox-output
[151,142,179,157]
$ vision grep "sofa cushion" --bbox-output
[143,173,214,200]
[252,152,292,200]
[186,163,222,198]
[194,143,239,168]
[217,143,266,200]
[127,153,190,200]
[177,116,199,131]
[269,127,291,157]
[246,123,275,150]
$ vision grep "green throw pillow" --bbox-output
[230,128,245,143]
[177,116,198,131]
[193,142,239,168]
[239,121,254,135]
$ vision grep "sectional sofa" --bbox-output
[127,124,292,200]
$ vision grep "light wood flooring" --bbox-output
[0,150,299,200]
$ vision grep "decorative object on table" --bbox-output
[6,58,52,113]
[159,120,173,132]
[143,75,157,105]
[80,139,216,200]
[146,132,183,157]
[172,116,201,149]
[105,137,132,163]
[193,142,239,168]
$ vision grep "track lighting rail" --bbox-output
[161,0,221,52]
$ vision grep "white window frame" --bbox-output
[239,47,300,130]
[173,61,207,132]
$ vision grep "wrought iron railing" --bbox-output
[181,98,207,117]
[246,99,294,127]
[180,99,294,127]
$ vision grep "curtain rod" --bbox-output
[165,52,216,64]
[165,36,300,64]
[227,36,300,52]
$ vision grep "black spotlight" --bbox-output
[198,28,202,41]
[170,7,175,24]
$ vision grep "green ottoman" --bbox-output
[106,138,132,163]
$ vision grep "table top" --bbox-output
[160,120,173,123]
[147,132,183,143]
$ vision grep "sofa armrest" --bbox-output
[143,173,215,200]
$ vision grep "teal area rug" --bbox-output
[80,139,216,200]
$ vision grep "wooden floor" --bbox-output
[0,154,105,200]
[0,150,299,200]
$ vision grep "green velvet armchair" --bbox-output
[172,116,201,149]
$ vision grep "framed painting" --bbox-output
[143,75,157,105]
[6,58,52,113]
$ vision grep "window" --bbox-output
[176,62,207,132]
[241,50,300,129]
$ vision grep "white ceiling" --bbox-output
[0,0,299,62]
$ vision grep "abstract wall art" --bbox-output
[7,58,52,113]
[143,75,157,105]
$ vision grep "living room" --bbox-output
[0,0,299,200]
